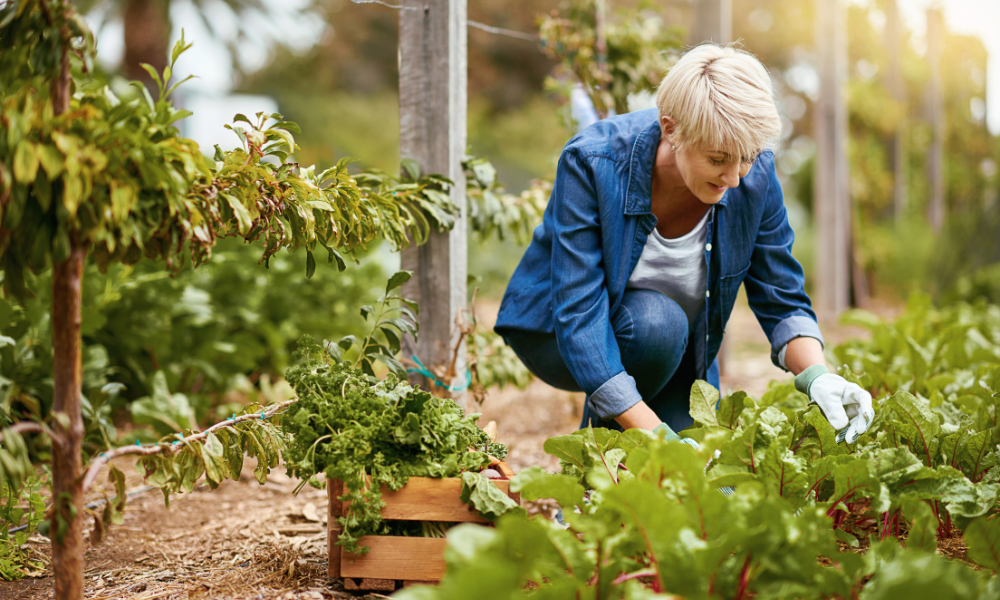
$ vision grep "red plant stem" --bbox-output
[880,511,891,541]
[611,569,657,586]
[733,553,753,600]
[595,539,606,600]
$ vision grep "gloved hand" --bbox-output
[795,365,874,444]
[671,435,734,497]
[652,422,681,442]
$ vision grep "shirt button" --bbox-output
[706,290,711,298]
[706,335,710,341]
[706,243,712,251]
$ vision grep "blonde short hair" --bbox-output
[655,44,781,159]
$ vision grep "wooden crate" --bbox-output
[328,462,518,589]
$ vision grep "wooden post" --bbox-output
[690,0,732,374]
[691,0,732,45]
[925,7,945,232]
[885,0,907,221]
[398,0,468,405]
[813,0,851,321]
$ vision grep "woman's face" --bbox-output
[660,116,757,205]
[674,144,756,205]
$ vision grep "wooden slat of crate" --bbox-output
[341,536,448,581]
[344,477,513,523]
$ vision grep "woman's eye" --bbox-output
[710,158,727,166]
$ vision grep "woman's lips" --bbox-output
[708,182,727,193]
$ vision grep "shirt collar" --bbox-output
[623,111,730,215]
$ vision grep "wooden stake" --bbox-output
[51,244,86,600]
[690,0,733,373]
[926,7,945,232]
[398,0,468,405]
[690,0,732,45]
[813,0,851,321]
[885,0,907,221]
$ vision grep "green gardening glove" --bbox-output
[652,422,681,442]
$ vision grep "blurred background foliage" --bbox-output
[3,0,999,444]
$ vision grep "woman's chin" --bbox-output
[696,190,726,205]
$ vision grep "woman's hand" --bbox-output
[785,337,873,444]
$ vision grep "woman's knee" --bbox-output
[613,290,689,356]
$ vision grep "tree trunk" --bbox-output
[123,0,171,92]
[49,10,87,597]
[51,244,86,600]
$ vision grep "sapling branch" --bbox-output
[0,421,54,444]
[81,399,295,494]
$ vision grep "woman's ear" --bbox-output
[660,115,677,145]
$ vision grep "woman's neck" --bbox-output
[651,138,711,238]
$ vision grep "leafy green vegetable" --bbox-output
[460,472,525,520]
[281,336,505,554]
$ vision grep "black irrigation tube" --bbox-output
[5,485,157,535]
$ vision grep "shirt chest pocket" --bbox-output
[717,264,750,332]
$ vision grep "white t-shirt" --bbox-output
[626,211,711,325]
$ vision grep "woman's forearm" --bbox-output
[783,336,826,375]
[614,401,663,431]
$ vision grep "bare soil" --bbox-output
[3,297,902,599]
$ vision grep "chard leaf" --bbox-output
[965,515,1000,573]
[689,380,720,427]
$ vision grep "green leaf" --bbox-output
[305,250,316,279]
[802,405,848,456]
[401,158,422,181]
[128,372,196,436]
[885,391,941,466]
[965,515,1000,573]
[222,192,253,236]
[200,431,226,486]
[386,270,413,293]
[13,141,38,183]
[372,353,407,380]
[689,380,720,427]
[170,29,192,66]
[902,500,938,553]
[716,391,751,430]
[36,144,64,179]
[140,63,164,95]
[323,244,347,271]
[459,472,525,520]
[510,466,586,508]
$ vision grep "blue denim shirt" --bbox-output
[494,108,823,420]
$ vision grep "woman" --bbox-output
[494,44,873,444]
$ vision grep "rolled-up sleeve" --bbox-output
[550,150,642,419]
[743,156,824,370]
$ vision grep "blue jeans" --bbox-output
[505,290,697,434]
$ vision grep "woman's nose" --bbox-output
[721,163,741,188]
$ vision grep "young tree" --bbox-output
[0,1,455,598]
